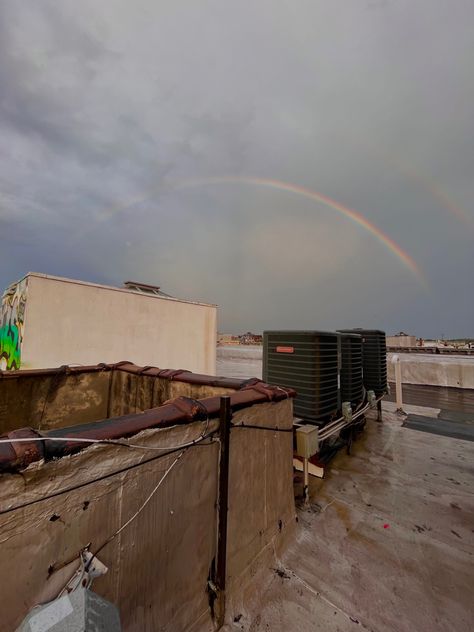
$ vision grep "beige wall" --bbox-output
[387,352,474,388]
[386,335,416,348]
[20,274,217,374]
[0,399,295,631]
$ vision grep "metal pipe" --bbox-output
[316,415,344,434]
[319,422,347,442]
[318,403,370,441]
[216,395,231,625]
[303,457,309,504]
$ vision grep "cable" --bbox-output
[231,422,293,433]
[0,417,211,452]
[59,452,186,586]
[92,451,185,560]
[0,431,217,517]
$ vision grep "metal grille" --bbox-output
[340,329,387,396]
[339,333,364,407]
[263,331,340,424]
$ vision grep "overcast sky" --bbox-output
[1,0,473,337]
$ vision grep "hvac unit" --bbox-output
[339,329,387,397]
[338,332,364,409]
[263,331,340,424]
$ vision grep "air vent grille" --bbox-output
[339,333,364,407]
[263,331,340,424]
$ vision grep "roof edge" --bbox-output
[11,272,217,308]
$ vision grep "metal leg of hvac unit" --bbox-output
[294,425,324,500]
[377,399,383,422]
[303,457,309,504]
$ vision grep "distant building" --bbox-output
[386,332,417,348]
[0,273,217,373]
[239,332,263,345]
[217,333,240,345]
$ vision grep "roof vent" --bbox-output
[122,281,173,298]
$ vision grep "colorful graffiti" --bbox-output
[0,278,28,370]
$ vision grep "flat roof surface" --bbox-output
[223,401,474,631]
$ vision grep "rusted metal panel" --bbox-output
[0,361,249,390]
[0,428,44,471]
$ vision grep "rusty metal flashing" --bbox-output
[0,361,244,389]
[0,428,45,472]
[0,364,295,473]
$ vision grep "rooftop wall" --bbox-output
[386,335,416,348]
[0,362,241,436]
[9,273,217,374]
[0,276,28,370]
[387,353,474,388]
[0,380,295,631]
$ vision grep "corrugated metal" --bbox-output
[263,331,340,424]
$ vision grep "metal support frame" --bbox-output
[215,396,231,626]
[377,399,383,422]
[303,457,309,504]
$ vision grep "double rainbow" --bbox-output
[178,176,425,286]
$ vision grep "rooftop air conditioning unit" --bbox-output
[339,329,387,397]
[338,331,364,409]
[263,330,340,425]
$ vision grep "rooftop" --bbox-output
[222,400,474,631]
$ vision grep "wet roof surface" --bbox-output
[223,401,474,632]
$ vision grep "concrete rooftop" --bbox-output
[223,401,474,632]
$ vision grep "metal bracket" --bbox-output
[342,402,352,423]
[62,549,108,595]
[367,390,377,409]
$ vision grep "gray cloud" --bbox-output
[1,0,473,338]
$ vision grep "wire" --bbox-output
[0,431,217,516]
[92,451,185,560]
[58,453,186,589]
[0,417,211,452]
[231,422,293,433]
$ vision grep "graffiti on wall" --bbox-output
[0,278,28,370]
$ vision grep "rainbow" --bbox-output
[399,167,474,229]
[178,176,426,285]
[349,138,473,229]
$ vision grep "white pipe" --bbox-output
[391,354,405,415]
[318,402,371,441]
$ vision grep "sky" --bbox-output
[1,0,473,338]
